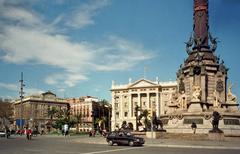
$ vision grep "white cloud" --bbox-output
[0,82,44,96]
[45,73,88,87]
[25,88,45,96]
[91,36,154,71]
[0,0,155,89]
[65,0,110,29]
[1,7,41,27]
[0,82,18,91]
[0,26,93,71]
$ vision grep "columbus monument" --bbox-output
[163,0,240,136]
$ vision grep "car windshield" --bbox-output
[118,131,133,137]
[109,131,134,137]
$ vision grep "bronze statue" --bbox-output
[209,111,223,133]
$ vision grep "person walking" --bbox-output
[191,122,197,134]
[26,128,32,140]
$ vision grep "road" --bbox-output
[0,135,239,154]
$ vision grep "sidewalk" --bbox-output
[72,135,240,150]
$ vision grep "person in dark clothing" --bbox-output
[191,122,197,134]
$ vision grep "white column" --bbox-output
[160,93,164,115]
[111,92,116,130]
[129,94,132,117]
[147,93,150,110]
[120,93,123,119]
[138,93,141,108]
[156,92,159,117]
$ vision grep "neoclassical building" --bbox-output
[111,78,177,130]
[13,91,69,131]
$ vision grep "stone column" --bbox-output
[129,94,132,117]
[156,92,159,117]
[120,93,123,119]
[138,93,141,108]
[160,93,164,115]
[201,75,206,102]
[111,92,116,130]
[147,93,150,109]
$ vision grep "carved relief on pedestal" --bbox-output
[191,85,202,102]
[176,91,187,110]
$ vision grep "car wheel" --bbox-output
[108,140,113,146]
[128,141,134,146]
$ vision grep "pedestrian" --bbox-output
[191,122,197,134]
[26,128,32,140]
[41,128,44,135]
[63,124,68,136]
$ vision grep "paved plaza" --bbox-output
[0,135,240,154]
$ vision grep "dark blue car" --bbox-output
[106,131,145,146]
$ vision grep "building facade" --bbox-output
[13,91,69,131]
[111,78,177,131]
[67,96,98,132]
[67,96,111,132]
[0,99,14,130]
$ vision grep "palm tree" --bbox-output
[47,107,58,124]
[73,113,82,133]
[98,99,110,130]
[95,116,107,130]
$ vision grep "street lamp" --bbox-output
[19,72,25,130]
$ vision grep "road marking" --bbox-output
[24,149,44,152]
[80,147,145,154]
[56,151,80,154]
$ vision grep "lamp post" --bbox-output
[151,101,153,139]
[109,106,111,132]
[19,72,25,130]
[113,96,117,131]
[134,105,139,131]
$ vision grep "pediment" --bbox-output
[129,79,158,88]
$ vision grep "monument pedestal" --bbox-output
[208,129,224,141]
[188,102,202,112]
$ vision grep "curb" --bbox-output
[145,144,240,150]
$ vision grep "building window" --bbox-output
[116,112,119,118]
[124,112,128,117]
[115,103,118,108]
[143,102,146,106]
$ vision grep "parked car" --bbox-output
[106,131,145,146]
[0,131,6,137]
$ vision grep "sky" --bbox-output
[0,0,239,101]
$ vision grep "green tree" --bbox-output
[71,113,82,133]
[47,106,58,124]
[95,116,107,130]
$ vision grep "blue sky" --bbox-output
[0,0,239,101]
